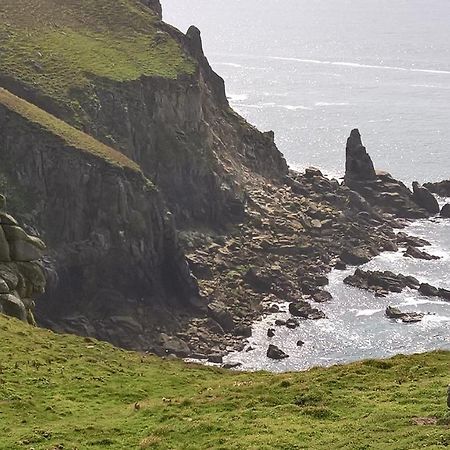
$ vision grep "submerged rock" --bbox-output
[267,344,289,360]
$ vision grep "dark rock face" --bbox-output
[423,180,450,197]
[412,182,440,214]
[0,103,200,351]
[344,129,376,184]
[267,344,289,360]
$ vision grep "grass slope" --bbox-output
[0,0,194,106]
[0,315,449,449]
[0,87,140,172]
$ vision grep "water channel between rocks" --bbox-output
[224,209,450,372]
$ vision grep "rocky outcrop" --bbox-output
[344,129,430,219]
[412,182,440,215]
[0,195,46,324]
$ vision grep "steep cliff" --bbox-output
[0,88,199,350]
[0,0,287,226]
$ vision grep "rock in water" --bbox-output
[441,204,450,218]
[385,306,423,323]
[267,344,289,360]
[344,129,376,184]
[412,182,440,214]
[403,246,440,261]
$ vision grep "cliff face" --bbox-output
[0,0,288,353]
[0,1,287,226]
[0,89,199,350]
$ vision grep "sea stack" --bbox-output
[344,129,376,186]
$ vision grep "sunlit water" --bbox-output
[163,0,450,182]
[163,1,450,370]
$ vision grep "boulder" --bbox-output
[412,182,440,214]
[312,290,333,303]
[159,333,190,357]
[0,293,27,322]
[441,204,450,218]
[267,328,275,338]
[2,225,45,261]
[267,344,289,360]
[340,247,371,266]
[207,301,235,332]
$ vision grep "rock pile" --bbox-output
[0,195,46,324]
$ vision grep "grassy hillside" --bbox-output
[0,87,141,172]
[0,0,195,106]
[0,314,449,449]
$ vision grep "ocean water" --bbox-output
[163,0,450,182]
[163,1,450,370]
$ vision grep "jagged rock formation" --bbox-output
[0,195,46,324]
[344,129,435,219]
[344,129,376,184]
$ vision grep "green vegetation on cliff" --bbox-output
[0,314,449,449]
[0,87,141,171]
[0,0,195,106]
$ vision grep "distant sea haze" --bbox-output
[163,0,450,183]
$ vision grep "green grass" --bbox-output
[0,87,141,171]
[0,0,195,107]
[0,314,449,449]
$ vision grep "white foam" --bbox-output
[268,56,450,75]
[282,104,313,111]
[315,102,350,106]
[355,309,382,317]
[215,62,243,68]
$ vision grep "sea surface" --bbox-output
[163,0,450,370]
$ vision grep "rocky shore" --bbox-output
[172,130,449,362]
